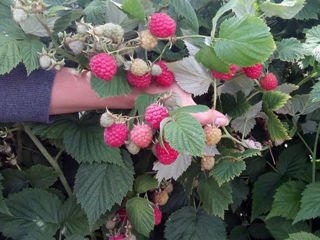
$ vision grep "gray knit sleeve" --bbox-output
[0,64,56,123]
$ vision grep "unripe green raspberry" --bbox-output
[139,30,158,50]
[130,59,149,76]
[100,112,114,128]
[104,23,124,43]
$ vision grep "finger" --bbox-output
[191,109,229,127]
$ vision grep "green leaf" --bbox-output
[54,9,84,33]
[84,0,106,25]
[122,0,146,21]
[169,0,199,32]
[286,232,320,240]
[171,105,209,116]
[165,206,226,240]
[0,18,27,40]
[230,178,249,212]
[288,95,319,115]
[0,169,28,194]
[18,39,44,75]
[0,189,62,239]
[126,197,154,237]
[164,114,205,156]
[66,235,89,240]
[198,177,233,218]
[25,165,58,188]
[0,36,21,75]
[260,0,306,19]
[311,80,320,103]
[214,16,275,67]
[267,181,305,220]
[232,0,256,17]
[134,174,158,194]
[227,91,251,118]
[0,173,3,201]
[251,172,283,221]
[303,25,320,56]
[21,231,55,240]
[74,151,134,227]
[276,38,306,62]
[295,0,319,20]
[263,91,291,111]
[135,93,160,115]
[266,110,290,141]
[90,70,132,99]
[212,160,246,186]
[195,45,230,73]
[294,182,320,223]
[266,217,311,240]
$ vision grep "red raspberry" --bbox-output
[154,61,175,86]
[117,208,128,221]
[145,103,169,129]
[243,64,263,79]
[260,73,278,91]
[149,13,176,38]
[130,124,153,148]
[211,64,236,80]
[90,53,117,81]
[154,207,162,226]
[127,71,151,88]
[104,123,129,148]
[109,235,125,240]
[155,140,179,165]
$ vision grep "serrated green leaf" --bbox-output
[295,0,319,20]
[169,0,198,32]
[294,182,320,223]
[195,45,230,73]
[90,70,132,99]
[122,0,146,21]
[226,91,251,118]
[0,169,28,195]
[134,174,158,193]
[198,178,233,218]
[214,16,275,67]
[263,91,291,111]
[289,95,319,115]
[303,25,320,56]
[74,151,134,227]
[25,164,58,188]
[286,232,320,240]
[276,38,306,62]
[251,172,283,221]
[164,206,226,240]
[0,189,62,239]
[212,160,246,186]
[260,0,305,19]
[266,110,290,141]
[164,114,205,156]
[18,39,44,75]
[0,18,27,40]
[266,217,311,240]
[311,80,320,103]
[84,0,106,25]
[135,93,160,115]
[0,36,21,75]
[126,197,154,237]
[267,181,305,220]
[170,105,209,116]
[232,0,256,17]
[230,178,249,212]
[21,231,55,240]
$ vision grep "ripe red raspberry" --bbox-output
[260,73,278,91]
[90,53,117,81]
[109,235,125,240]
[104,123,129,147]
[155,141,179,165]
[154,207,162,226]
[145,103,169,129]
[154,61,174,86]
[130,124,153,148]
[127,71,151,88]
[117,208,128,221]
[243,64,263,79]
[149,13,176,38]
[211,64,236,80]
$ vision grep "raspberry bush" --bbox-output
[1,0,320,239]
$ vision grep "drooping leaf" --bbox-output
[0,189,62,239]
[294,182,320,223]
[165,207,226,240]
[135,93,160,115]
[267,181,305,220]
[198,177,233,218]
[212,160,246,186]
[214,16,275,67]
[84,0,106,25]
[266,110,290,141]
[286,232,320,240]
[134,174,158,193]
[311,80,320,103]
[126,197,154,237]
[122,0,146,21]
[276,38,306,62]
[90,70,132,99]
[164,114,205,156]
[263,91,291,111]
[260,0,306,19]
[24,165,58,189]
[0,36,21,75]
[232,0,256,17]
[169,0,198,32]
[276,83,299,94]
[74,151,134,227]
[20,15,58,37]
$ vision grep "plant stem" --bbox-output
[312,123,320,182]
[222,126,248,148]
[297,132,313,155]
[108,46,138,54]
[297,71,319,87]
[23,124,73,197]
[212,80,217,110]
[247,91,260,101]
[153,42,170,64]
[175,34,208,40]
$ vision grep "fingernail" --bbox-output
[215,117,227,127]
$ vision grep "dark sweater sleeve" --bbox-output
[0,64,56,123]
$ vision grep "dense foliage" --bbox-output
[0,0,320,239]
